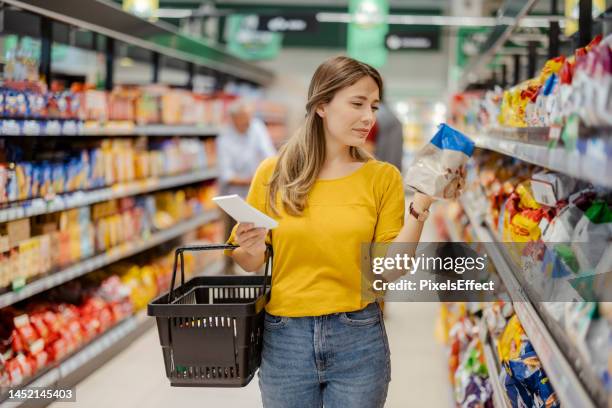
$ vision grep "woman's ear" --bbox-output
[315,104,326,118]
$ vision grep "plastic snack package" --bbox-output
[571,200,612,273]
[405,123,474,199]
[531,171,578,207]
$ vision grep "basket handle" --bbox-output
[167,244,274,303]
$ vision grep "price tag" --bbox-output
[22,120,42,136]
[46,120,62,135]
[12,277,26,291]
[561,114,579,150]
[62,121,78,135]
[1,120,22,135]
[547,125,562,147]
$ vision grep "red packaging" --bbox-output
[98,306,113,332]
[47,337,68,362]
[15,353,33,379]
[6,358,23,386]
[67,320,84,346]
[29,313,50,340]
[13,315,40,353]
[0,362,10,387]
[34,349,49,369]
[11,330,26,354]
[41,310,61,343]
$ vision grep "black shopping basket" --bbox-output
[147,244,273,387]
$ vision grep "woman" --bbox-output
[227,56,435,407]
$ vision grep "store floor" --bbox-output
[51,204,452,408]
[49,302,451,408]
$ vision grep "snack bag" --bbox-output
[571,200,612,273]
[405,124,474,199]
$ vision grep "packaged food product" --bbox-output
[530,171,578,207]
[405,124,473,199]
[571,200,612,273]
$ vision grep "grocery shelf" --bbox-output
[0,168,218,223]
[459,0,538,89]
[0,211,220,309]
[0,259,224,407]
[0,120,221,137]
[459,196,602,408]
[482,341,511,408]
[1,0,274,85]
[473,133,612,188]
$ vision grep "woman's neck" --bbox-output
[324,137,353,166]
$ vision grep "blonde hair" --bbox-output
[268,56,383,216]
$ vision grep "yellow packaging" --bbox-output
[0,253,7,287]
[497,314,526,362]
[69,226,81,263]
[39,234,51,273]
[515,181,540,210]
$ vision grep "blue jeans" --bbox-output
[258,302,391,408]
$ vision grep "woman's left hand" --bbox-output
[413,192,436,210]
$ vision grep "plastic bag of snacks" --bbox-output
[498,315,560,408]
[405,124,474,199]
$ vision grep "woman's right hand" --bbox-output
[235,223,268,257]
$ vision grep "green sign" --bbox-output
[347,0,389,68]
[226,15,282,60]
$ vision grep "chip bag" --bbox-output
[405,123,474,199]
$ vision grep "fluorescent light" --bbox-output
[154,8,192,18]
[315,12,562,28]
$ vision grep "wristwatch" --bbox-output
[409,201,430,222]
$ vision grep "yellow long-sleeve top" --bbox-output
[227,157,405,317]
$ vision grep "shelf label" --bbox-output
[547,125,562,147]
[12,277,26,291]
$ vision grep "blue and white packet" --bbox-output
[406,123,474,199]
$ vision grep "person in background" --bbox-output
[369,102,404,171]
[217,100,276,270]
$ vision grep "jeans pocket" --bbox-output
[339,303,380,327]
[263,312,288,330]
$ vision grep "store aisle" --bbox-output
[50,207,451,408]
[49,302,450,408]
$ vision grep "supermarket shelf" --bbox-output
[0,260,225,407]
[483,341,511,408]
[1,0,274,85]
[0,120,220,137]
[460,196,600,408]
[0,211,220,309]
[459,0,537,89]
[0,312,152,407]
[473,134,612,188]
[83,124,220,137]
[0,168,218,223]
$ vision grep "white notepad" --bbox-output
[213,194,278,229]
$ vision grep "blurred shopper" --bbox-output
[374,102,403,171]
[217,100,276,269]
[365,102,404,171]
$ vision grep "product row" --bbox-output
[0,227,224,390]
[439,149,612,402]
[469,150,610,277]
[1,78,239,127]
[440,301,561,408]
[0,137,217,204]
[0,182,219,290]
[452,34,612,130]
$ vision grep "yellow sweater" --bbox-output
[227,157,404,317]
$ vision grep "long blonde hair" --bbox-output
[268,56,383,216]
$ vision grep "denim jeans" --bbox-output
[258,302,391,408]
